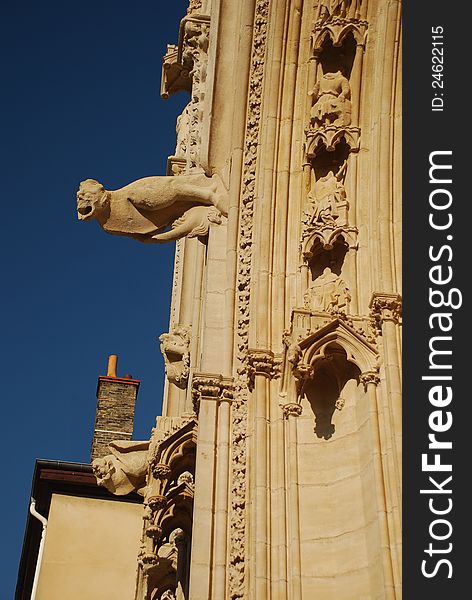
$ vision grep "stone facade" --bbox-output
[80,0,402,598]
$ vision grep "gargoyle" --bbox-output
[77,173,227,243]
[92,439,150,496]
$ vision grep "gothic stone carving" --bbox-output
[359,370,381,390]
[159,326,191,389]
[307,163,348,227]
[247,350,282,390]
[163,13,210,172]
[370,292,403,332]
[304,267,351,314]
[137,417,197,598]
[281,402,303,418]
[160,44,191,100]
[76,173,227,243]
[301,161,358,254]
[229,1,270,597]
[316,0,363,23]
[92,440,149,496]
[191,374,234,414]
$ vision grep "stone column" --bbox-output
[190,375,233,600]
[370,293,402,473]
[213,390,232,600]
[360,371,396,600]
[188,378,218,600]
[282,401,303,600]
[370,292,403,596]
[247,351,279,598]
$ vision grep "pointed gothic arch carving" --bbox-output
[282,317,379,439]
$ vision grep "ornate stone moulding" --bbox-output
[290,307,378,347]
[305,124,360,156]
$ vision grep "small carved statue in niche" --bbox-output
[304,266,351,313]
[309,71,352,127]
[159,326,191,389]
[308,161,348,227]
[76,173,227,243]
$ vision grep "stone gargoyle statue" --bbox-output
[76,172,228,243]
[92,440,150,496]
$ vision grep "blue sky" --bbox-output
[0,1,188,594]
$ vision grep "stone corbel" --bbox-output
[369,292,403,333]
[191,373,234,414]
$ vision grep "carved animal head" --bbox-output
[76,178,109,221]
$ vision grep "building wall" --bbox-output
[36,494,142,600]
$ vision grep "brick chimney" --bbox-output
[90,355,140,462]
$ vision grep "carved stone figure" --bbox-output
[308,161,348,226]
[76,173,227,243]
[159,326,191,388]
[92,440,149,496]
[309,71,352,127]
[304,267,351,313]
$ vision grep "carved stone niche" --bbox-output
[301,158,358,256]
[281,314,379,438]
[304,345,360,439]
[312,4,368,53]
[138,417,197,600]
[305,32,362,157]
[159,326,191,389]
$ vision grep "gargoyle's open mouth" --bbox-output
[77,206,93,218]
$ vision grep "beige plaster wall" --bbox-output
[36,494,142,600]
